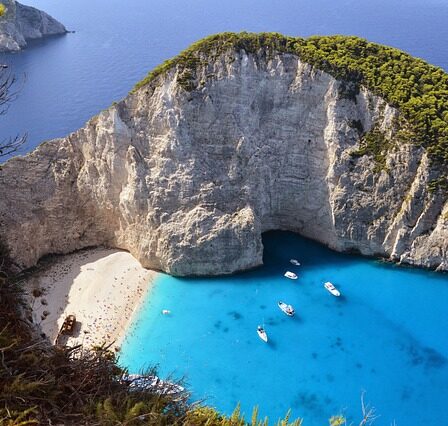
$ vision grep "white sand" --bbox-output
[24,248,157,350]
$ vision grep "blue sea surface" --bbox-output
[1,0,448,158]
[120,232,448,425]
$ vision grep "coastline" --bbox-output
[23,247,157,351]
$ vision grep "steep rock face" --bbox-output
[0,0,66,52]
[1,49,447,275]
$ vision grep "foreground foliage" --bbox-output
[134,32,448,189]
[0,269,185,424]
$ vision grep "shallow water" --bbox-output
[120,232,448,425]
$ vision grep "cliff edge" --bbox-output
[0,0,66,52]
[1,33,447,275]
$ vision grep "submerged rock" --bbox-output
[0,0,66,52]
[1,34,447,275]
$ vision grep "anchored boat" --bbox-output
[257,325,268,342]
[278,301,295,316]
[284,271,298,280]
[324,281,341,297]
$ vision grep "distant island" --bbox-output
[0,0,66,52]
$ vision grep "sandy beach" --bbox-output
[24,247,157,350]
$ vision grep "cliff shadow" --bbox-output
[180,230,358,285]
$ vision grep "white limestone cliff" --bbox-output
[1,48,447,275]
[0,0,66,52]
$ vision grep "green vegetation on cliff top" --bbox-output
[134,32,448,188]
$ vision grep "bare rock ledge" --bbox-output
[1,49,447,275]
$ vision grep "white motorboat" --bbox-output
[290,259,301,266]
[324,281,341,297]
[278,301,295,316]
[284,271,298,280]
[257,325,268,343]
[162,309,171,315]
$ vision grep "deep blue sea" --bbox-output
[2,1,448,424]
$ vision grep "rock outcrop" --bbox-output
[0,0,66,52]
[1,40,447,275]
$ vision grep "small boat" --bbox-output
[324,281,341,297]
[278,301,295,316]
[284,271,298,280]
[257,325,268,343]
[290,259,301,266]
[162,309,171,315]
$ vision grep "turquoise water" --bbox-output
[120,232,448,425]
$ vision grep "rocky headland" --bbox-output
[1,33,447,275]
[0,0,66,52]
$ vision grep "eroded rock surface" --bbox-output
[0,0,66,52]
[1,49,447,274]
